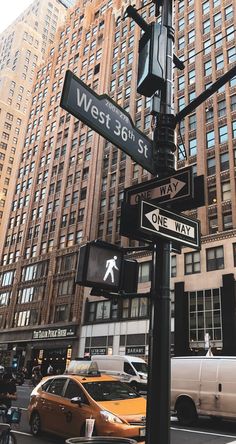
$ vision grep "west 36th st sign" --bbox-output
[60,70,155,174]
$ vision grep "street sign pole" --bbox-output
[146,2,174,444]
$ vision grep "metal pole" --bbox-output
[146,1,174,444]
[146,240,171,444]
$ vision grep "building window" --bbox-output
[55,305,69,322]
[219,125,228,144]
[209,215,218,234]
[184,252,201,275]
[213,12,221,28]
[218,100,226,117]
[208,185,217,204]
[171,255,176,277]
[221,181,231,201]
[223,212,233,231]
[189,288,222,343]
[96,301,110,320]
[138,261,151,283]
[233,121,236,139]
[206,130,215,148]
[220,152,229,171]
[203,19,210,34]
[206,246,224,271]
[228,47,236,64]
[130,298,148,318]
[233,244,236,267]
[204,60,212,76]
[189,138,197,156]
[207,157,215,176]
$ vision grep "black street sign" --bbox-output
[140,200,200,249]
[120,202,182,252]
[125,167,193,207]
[60,70,155,174]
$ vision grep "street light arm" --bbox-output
[124,5,150,33]
[175,64,236,124]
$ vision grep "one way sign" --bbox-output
[140,200,200,249]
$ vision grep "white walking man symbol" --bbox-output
[103,255,119,283]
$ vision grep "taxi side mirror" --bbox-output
[71,396,83,406]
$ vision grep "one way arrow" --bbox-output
[130,177,186,205]
[145,208,195,238]
[159,177,186,198]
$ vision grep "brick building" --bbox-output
[0,0,235,372]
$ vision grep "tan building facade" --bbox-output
[0,0,235,371]
[0,0,70,245]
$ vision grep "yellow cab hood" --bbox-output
[97,397,146,420]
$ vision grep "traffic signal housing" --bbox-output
[137,22,167,97]
[76,241,138,294]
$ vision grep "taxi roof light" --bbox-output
[66,359,101,377]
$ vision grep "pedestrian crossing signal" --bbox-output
[75,241,138,294]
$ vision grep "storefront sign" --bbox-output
[90,347,107,355]
[32,326,76,340]
[126,346,146,355]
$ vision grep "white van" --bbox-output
[91,355,148,392]
[171,356,236,425]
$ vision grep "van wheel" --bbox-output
[176,398,197,426]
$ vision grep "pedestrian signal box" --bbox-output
[76,241,138,294]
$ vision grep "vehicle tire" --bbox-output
[30,411,41,436]
[176,398,197,426]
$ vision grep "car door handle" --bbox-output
[59,405,66,412]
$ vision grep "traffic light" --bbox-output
[12,356,18,370]
[137,23,167,97]
[76,241,138,294]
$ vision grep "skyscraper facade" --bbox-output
[0,0,68,246]
[0,0,235,372]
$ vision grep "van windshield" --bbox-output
[82,381,140,401]
[132,362,148,374]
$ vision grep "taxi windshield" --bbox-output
[82,381,140,401]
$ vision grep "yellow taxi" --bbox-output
[28,361,146,440]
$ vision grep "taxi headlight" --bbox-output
[100,410,124,424]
